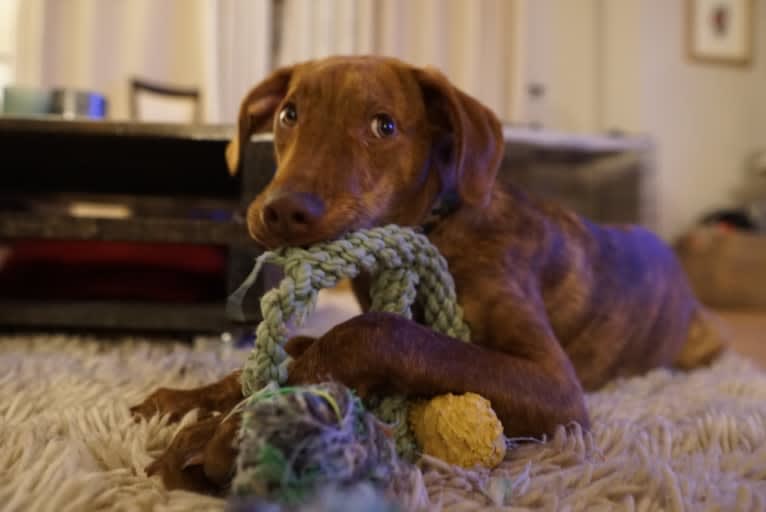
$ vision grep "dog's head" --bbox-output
[227,56,503,248]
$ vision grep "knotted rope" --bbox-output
[228,224,471,457]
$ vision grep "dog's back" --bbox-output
[563,220,713,388]
[432,183,726,390]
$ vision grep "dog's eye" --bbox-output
[371,114,396,138]
[279,103,298,127]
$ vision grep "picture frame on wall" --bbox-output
[687,0,755,66]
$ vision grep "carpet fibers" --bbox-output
[1,334,765,511]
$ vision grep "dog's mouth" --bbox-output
[247,206,374,250]
[248,228,342,251]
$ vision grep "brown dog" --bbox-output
[132,56,725,492]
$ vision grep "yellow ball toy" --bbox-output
[409,392,506,468]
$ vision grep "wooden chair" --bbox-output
[129,78,201,124]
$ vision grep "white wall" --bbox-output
[11,0,516,123]
[0,0,18,90]
[601,0,641,132]
[275,0,522,122]
[523,0,766,241]
[750,3,766,173]
[521,0,600,133]
[635,0,766,240]
[12,0,273,122]
[34,0,207,120]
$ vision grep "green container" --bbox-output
[1,86,54,116]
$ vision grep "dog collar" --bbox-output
[420,190,460,234]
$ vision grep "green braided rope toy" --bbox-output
[227,224,472,462]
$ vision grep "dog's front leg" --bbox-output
[286,310,589,437]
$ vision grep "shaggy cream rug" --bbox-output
[2,334,766,512]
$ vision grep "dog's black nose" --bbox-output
[262,191,325,239]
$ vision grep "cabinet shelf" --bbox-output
[0,212,253,246]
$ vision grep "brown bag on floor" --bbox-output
[676,227,766,310]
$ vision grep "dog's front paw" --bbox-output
[131,372,244,423]
[130,388,211,423]
[146,413,240,493]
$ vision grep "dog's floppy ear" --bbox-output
[225,65,295,175]
[413,68,503,208]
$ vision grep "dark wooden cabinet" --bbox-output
[0,117,261,332]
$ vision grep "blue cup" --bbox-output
[52,89,108,119]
